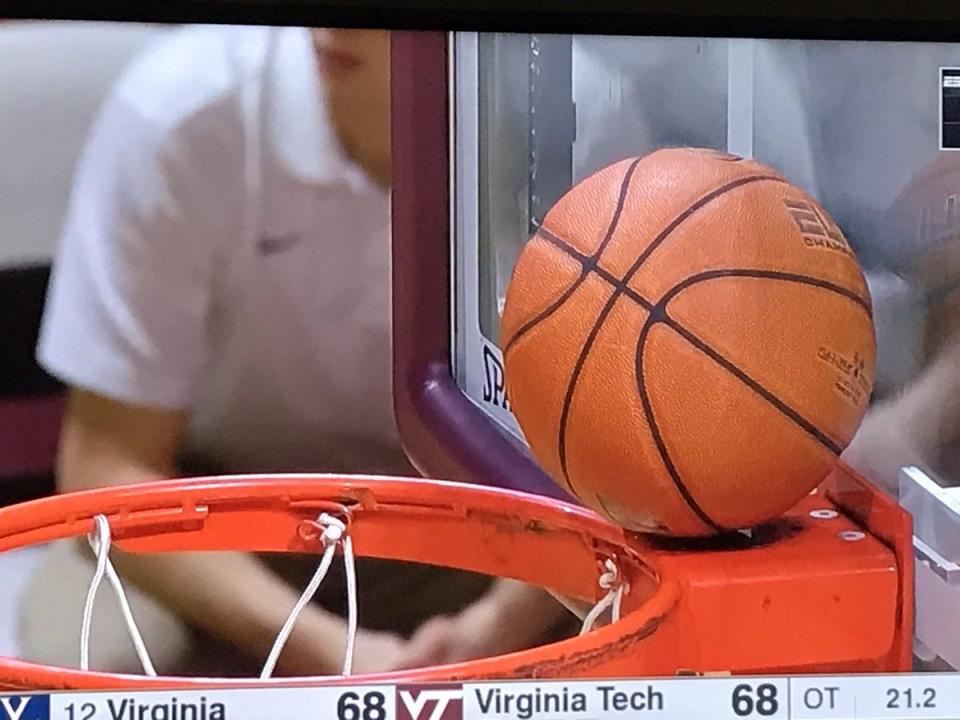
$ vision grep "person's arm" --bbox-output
[37,37,405,675]
[390,579,574,670]
[886,334,960,455]
[843,300,960,495]
[58,389,401,676]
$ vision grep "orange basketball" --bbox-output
[501,147,876,537]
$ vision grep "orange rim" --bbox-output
[0,475,682,690]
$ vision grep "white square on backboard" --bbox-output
[939,67,960,151]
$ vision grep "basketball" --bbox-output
[501,147,876,537]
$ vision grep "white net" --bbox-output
[81,512,618,679]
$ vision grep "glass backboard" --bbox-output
[452,33,960,440]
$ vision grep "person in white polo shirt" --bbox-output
[20,24,572,677]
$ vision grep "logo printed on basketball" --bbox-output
[784,199,853,256]
[817,346,872,407]
[397,685,463,720]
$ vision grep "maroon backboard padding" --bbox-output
[390,31,569,501]
[0,395,63,477]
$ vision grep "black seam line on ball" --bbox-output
[556,174,786,499]
[534,226,655,312]
[662,313,844,456]
[657,269,862,456]
[503,158,644,354]
[635,311,727,532]
[661,268,872,315]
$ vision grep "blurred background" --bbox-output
[0,19,173,657]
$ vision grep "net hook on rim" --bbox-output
[296,504,353,544]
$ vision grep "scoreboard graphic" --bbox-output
[1,676,959,720]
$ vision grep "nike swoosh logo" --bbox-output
[257,234,304,255]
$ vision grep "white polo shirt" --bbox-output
[38,24,406,474]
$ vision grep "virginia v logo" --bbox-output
[0,695,49,720]
[396,685,462,720]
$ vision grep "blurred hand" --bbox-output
[349,628,407,674]
[276,624,405,677]
[390,604,501,670]
[389,580,571,671]
[843,328,960,497]
[841,401,927,498]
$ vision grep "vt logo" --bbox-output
[0,696,49,720]
[396,685,463,720]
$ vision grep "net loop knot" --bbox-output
[262,511,359,679]
[580,558,629,636]
[296,505,351,544]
